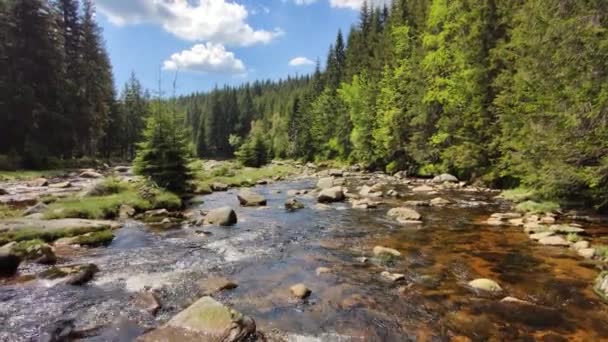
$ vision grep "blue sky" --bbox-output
[95,0,388,95]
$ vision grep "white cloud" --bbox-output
[293,0,318,4]
[329,0,391,10]
[163,43,245,74]
[289,57,314,66]
[96,0,282,46]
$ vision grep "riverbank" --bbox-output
[1,160,608,341]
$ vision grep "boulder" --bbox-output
[387,207,422,223]
[468,278,502,293]
[577,248,595,259]
[290,283,311,299]
[40,264,99,286]
[538,236,569,247]
[351,198,379,210]
[23,202,48,216]
[316,177,334,189]
[317,187,344,203]
[204,207,237,226]
[359,185,383,198]
[211,182,229,192]
[138,296,256,342]
[549,224,585,234]
[237,190,267,207]
[571,240,590,251]
[198,277,238,296]
[380,271,405,282]
[285,198,304,211]
[79,171,103,179]
[328,169,343,177]
[432,173,458,183]
[373,246,401,257]
[430,197,451,206]
[49,181,72,189]
[12,241,56,265]
[28,178,49,187]
[119,204,136,219]
[0,242,21,277]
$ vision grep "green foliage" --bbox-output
[515,200,560,214]
[235,121,269,167]
[0,226,108,246]
[44,192,149,220]
[85,177,129,197]
[566,233,582,243]
[499,188,537,203]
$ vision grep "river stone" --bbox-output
[114,165,130,173]
[328,169,343,177]
[468,278,503,293]
[529,232,555,241]
[41,264,99,286]
[204,207,237,226]
[491,212,522,220]
[403,200,430,207]
[486,218,504,226]
[373,246,401,257]
[549,224,585,234]
[198,277,238,295]
[79,171,103,179]
[211,182,229,191]
[317,187,344,203]
[237,190,266,207]
[23,202,48,216]
[49,181,71,189]
[351,198,379,210]
[0,242,21,277]
[387,207,422,223]
[133,290,162,315]
[412,185,434,192]
[13,241,56,265]
[578,248,595,259]
[285,198,304,211]
[28,178,49,187]
[432,173,458,183]
[380,271,405,282]
[139,296,255,342]
[538,235,569,246]
[386,189,400,197]
[316,177,334,189]
[541,216,556,224]
[430,197,451,206]
[359,185,383,198]
[290,283,311,299]
[315,267,331,276]
[119,204,136,219]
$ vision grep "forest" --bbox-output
[1,0,608,211]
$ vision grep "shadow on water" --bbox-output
[1,177,608,340]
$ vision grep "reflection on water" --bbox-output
[1,178,608,341]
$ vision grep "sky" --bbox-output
[94,0,390,96]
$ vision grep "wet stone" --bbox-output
[198,276,238,295]
[468,278,503,293]
[373,246,401,257]
[380,271,405,282]
[290,283,311,299]
[538,236,569,247]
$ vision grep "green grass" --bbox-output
[515,200,560,214]
[0,170,65,182]
[72,230,114,247]
[11,239,46,254]
[84,177,129,197]
[44,191,150,220]
[595,246,608,259]
[499,188,537,203]
[0,226,108,245]
[0,204,22,219]
[566,233,582,243]
[191,160,297,193]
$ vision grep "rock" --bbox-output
[314,203,332,211]
[572,240,590,250]
[394,171,407,179]
[119,204,136,219]
[79,171,103,179]
[23,202,48,216]
[508,218,525,227]
[387,207,422,223]
[430,197,451,206]
[317,186,344,203]
[133,290,161,315]
[355,257,369,264]
[28,178,49,187]
[285,198,304,211]
[198,277,238,295]
[0,218,120,239]
[328,169,343,177]
[12,241,56,265]
[0,242,21,277]
[491,212,522,220]
[380,271,405,282]
[386,189,400,197]
[145,208,170,218]
[316,177,335,189]
[39,319,76,342]
[237,190,267,207]
[432,173,459,183]
[468,278,503,293]
[287,189,308,196]
[500,296,531,305]
[211,182,229,191]
[315,267,331,276]
[595,273,608,300]
[290,283,311,299]
[359,185,383,198]
[40,264,99,286]
[403,200,430,207]
[139,296,256,342]
[538,236,569,246]
[48,181,72,189]
[114,165,130,173]
[160,218,171,224]
[373,246,401,257]
[549,224,585,234]
[351,198,379,210]
[529,232,555,241]
[541,216,556,224]
[0,188,8,195]
[204,207,238,226]
[486,218,504,226]
[412,185,434,192]
[577,248,595,259]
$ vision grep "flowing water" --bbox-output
[1,177,608,341]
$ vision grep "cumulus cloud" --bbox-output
[289,57,314,66]
[163,43,245,74]
[329,0,391,10]
[96,0,282,46]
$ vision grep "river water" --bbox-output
[1,177,608,341]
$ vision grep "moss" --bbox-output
[500,188,537,203]
[11,239,46,256]
[0,204,21,219]
[0,225,108,245]
[375,253,396,266]
[515,200,560,214]
[150,191,182,211]
[0,170,64,182]
[72,230,114,247]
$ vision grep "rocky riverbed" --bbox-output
[1,164,608,341]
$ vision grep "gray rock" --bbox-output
[316,177,335,189]
[285,198,304,211]
[23,202,48,216]
[237,190,267,206]
[211,182,229,191]
[0,242,21,277]
[290,283,311,299]
[432,173,459,183]
[538,235,569,246]
[387,207,422,223]
[204,207,237,226]
[79,171,103,179]
[317,186,344,203]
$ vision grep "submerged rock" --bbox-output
[133,289,162,316]
[139,296,256,342]
[285,198,304,211]
[204,207,237,226]
[237,190,267,207]
[40,264,99,286]
[430,197,451,206]
[290,283,311,299]
[468,278,503,293]
[373,246,401,257]
[198,276,238,295]
[380,271,405,282]
[387,207,422,223]
[0,242,21,277]
[317,186,344,203]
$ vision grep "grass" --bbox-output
[0,170,65,182]
[84,177,129,197]
[0,204,22,219]
[595,246,608,260]
[499,188,537,203]
[191,160,298,193]
[515,200,560,214]
[72,230,114,247]
[567,233,582,243]
[0,225,108,245]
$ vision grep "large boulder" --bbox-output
[237,190,267,207]
[139,296,256,342]
[316,177,334,189]
[387,207,422,223]
[28,178,49,187]
[0,242,21,277]
[317,187,344,203]
[432,173,459,183]
[204,207,237,226]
